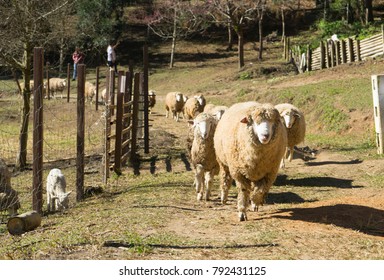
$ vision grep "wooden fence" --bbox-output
[290,26,384,73]
[102,70,150,183]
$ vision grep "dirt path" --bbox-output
[122,103,384,259]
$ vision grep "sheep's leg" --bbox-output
[47,193,51,212]
[195,164,204,201]
[236,178,251,222]
[204,171,213,201]
[176,112,180,122]
[250,177,271,211]
[288,146,294,162]
[219,165,231,204]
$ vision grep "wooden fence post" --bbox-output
[143,45,149,154]
[130,73,140,164]
[109,69,115,115]
[306,45,312,72]
[341,40,347,64]
[320,41,325,69]
[95,67,100,111]
[371,75,384,154]
[46,62,50,100]
[114,72,124,174]
[76,64,85,202]
[330,40,335,67]
[103,104,111,184]
[325,41,330,68]
[67,63,71,102]
[32,47,44,215]
[347,37,354,63]
[356,39,361,61]
[335,41,340,66]
[122,71,133,161]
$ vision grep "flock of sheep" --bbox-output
[164,91,306,221]
[1,85,305,222]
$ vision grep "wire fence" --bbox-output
[0,61,105,221]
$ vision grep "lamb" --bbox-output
[148,90,156,114]
[47,78,67,99]
[203,103,228,121]
[46,168,71,212]
[275,103,306,167]
[214,101,287,221]
[165,91,185,122]
[84,81,96,103]
[189,113,219,201]
[0,158,20,216]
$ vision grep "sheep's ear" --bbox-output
[240,116,249,124]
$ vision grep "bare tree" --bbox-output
[145,0,208,68]
[209,0,260,69]
[0,0,74,170]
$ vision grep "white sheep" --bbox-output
[203,103,228,121]
[189,113,219,201]
[275,103,306,167]
[148,90,156,114]
[214,102,287,221]
[46,168,71,212]
[0,158,20,216]
[84,81,96,103]
[165,92,185,122]
[183,97,202,120]
[47,78,67,99]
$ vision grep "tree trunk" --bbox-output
[227,21,234,51]
[238,28,244,69]
[365,0,373,24]
[169,8,177,69]
[16,46,32,171]
[59,37,64,74]
[281,8,285,40]
[258,13,264,60]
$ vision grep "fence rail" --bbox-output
[290,25,384,73]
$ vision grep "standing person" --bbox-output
[72,47,84,81]
[107,42,118,74]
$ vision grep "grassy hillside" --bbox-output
[148,38,380,157]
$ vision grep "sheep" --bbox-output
[84,81,96,103]
[47,78,67,99]
[275,103,306,167]
[184,97,202,120]
[0,158,20,216]
[189,113,219,201]
[46,168,71,212]
[100,88,107,104]
[148,90,156,114]
[204,103,228,121]
[214,101,287,221]
[165,91,185,122]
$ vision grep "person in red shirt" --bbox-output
[72,47,84,81]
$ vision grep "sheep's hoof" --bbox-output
[239,212,247,222]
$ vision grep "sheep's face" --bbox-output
[281,109,296,128]
[244,107,280,145]
[175,93,183,102]
[193,114,213,140]
[194,95,205,106]
[61,80,67,87]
